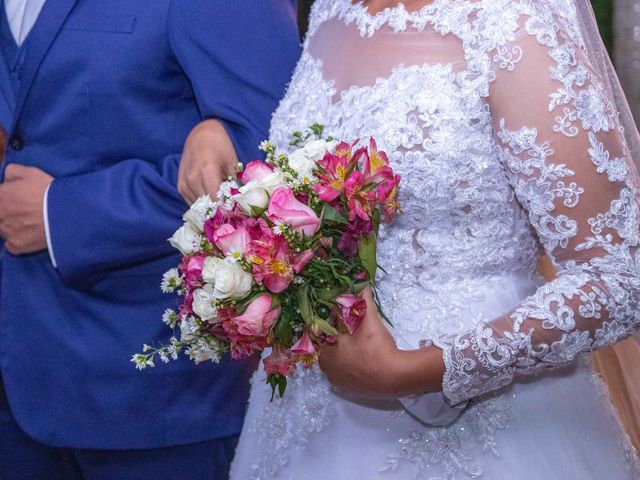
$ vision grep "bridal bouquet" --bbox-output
[133,125,401,397]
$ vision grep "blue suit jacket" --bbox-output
[0,0,300,449]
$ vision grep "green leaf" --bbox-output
[278,376,287,398]
[313,318,338,337]
[297,284,312,323]
[322,205,349,225]
[273,313,294,348]
[249,205,267,217]
[359,234,377,280]
[372,208,381,235]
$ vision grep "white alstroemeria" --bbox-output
[202,257,253,300]
[192,285,218,320]
[162,308,179,328]
[183,195,218,231]
[234,181,270,213]
[161,268,183,293]
[169,223,201,255]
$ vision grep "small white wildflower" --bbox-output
[131,354,149,370]
[180,315,200,342]
[217,180,239,205]
[259,140,271,151]
[161,268,183,293]
[162,309,179,328]
[225,249,244,263]
[293,276,305,285]
[272,220,286,235]
[159,351,170,364]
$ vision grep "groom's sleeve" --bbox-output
[168,0,301,164]
[46,0,300,288]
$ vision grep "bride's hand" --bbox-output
[318,287,445,398]
[177,119,238,205]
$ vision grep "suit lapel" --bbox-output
[11,0,79,129]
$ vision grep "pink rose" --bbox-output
[212,224,251,257]
[233,294,280,337]
[240,160,274,184]
[267,187,320,236]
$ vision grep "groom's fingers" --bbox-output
[3,163,31,181]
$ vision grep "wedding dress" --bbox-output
[230,0,640,478]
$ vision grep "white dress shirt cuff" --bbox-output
[43,183,58,268]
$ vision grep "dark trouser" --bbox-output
[0,397,239,480]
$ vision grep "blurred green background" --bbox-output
[298,1,615,53]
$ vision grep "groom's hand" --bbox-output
[0,164,53,255]
[178,119,239,205]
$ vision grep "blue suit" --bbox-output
[0,0,299,462]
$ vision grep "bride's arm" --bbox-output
[436,7,640,405]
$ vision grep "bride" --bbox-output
[183,0,640,478]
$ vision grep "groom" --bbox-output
[0,0,300,478]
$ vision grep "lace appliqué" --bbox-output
[381,397,511,480]
[247,365,333,480]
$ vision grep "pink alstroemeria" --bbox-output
[334,293,367,335]
[263,346,291,377]
[363,138,394,185]
[233,294,280,337]
[180,253,207,289]
[239,160,274,184]
[313,155,351,202]
[344,171,376,222]
[212,224,251,258]
[292,250,314,273]
[290,329,317,367]
[267,187,320,236]
[377,175,402,223]
[246,235,294,293]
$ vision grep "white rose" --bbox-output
[169,223,201,255]
[201,257,222,284]
[303,139,335,162]
[287,148,316,178]
[192,285,218,320]
[258,170,287,194]
[208,260,253,300]
[234,181,269,213]
[183,195,218,230]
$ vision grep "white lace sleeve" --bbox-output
[437,3,640,405]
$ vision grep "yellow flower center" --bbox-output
[268,259,290,275]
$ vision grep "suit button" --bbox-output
[9,135,24,151]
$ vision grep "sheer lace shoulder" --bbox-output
[437,0,640,405]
